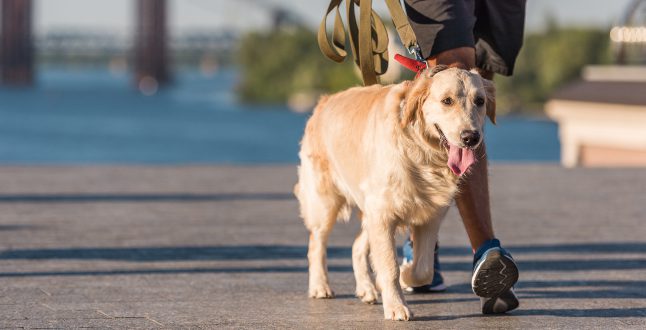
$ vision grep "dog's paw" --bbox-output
[383,303,412,321]
[308,284,335,299]
[355,283,379,304]
[399,263,432,289]
[399,263,415,288]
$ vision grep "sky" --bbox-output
[34,0,638,36]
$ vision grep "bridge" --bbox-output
[1,0,169,87]
[0,0,302,88]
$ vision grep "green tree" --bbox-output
[496,26,611,113]
[237,29,359,103]
[238,25,612,115]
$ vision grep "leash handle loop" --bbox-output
[318,0,421,86]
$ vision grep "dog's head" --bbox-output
[401,66,496,176]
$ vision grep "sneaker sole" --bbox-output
[471,249,519,298]
[481,289,519,314]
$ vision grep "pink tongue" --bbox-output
[447,143,476,176]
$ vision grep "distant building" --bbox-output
[546,0,646,167]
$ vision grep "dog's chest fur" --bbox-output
[391,151,461,226]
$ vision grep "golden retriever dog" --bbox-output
[294,65,496,321]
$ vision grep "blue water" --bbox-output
[0,68,559,164]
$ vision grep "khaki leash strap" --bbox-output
[317,0,420,85]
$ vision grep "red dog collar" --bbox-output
[394,54,427,77]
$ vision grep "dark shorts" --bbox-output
[404,0,526,76]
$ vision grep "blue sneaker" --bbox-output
[401,237,447,293]
[471,239,519,298]
[472,239,519,314]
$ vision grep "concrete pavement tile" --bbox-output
[0,165,645,328]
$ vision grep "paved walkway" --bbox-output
[0,165,644,328]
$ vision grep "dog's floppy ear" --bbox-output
[400,65,449,127]
[400,78,431,128]
[481,78,496,125]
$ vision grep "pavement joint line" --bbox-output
[39,303,55,311]
[145,316,165,326]
[37,288,52,297]
[94,310,112,318]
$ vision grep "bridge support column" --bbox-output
[135,0,169,92]
[1,0,33,86]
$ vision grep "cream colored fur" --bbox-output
[294,67,495,321]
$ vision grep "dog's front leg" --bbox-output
[400,208,446,289]
[365,216,411,321]
[399,220,441,288]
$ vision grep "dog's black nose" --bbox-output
[460,130,480,147]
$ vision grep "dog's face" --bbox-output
[422,68,494,149]
[401,67,496,175]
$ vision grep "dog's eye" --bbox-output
[475,97,485,106]
[441,97,453,106]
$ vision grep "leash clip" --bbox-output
[408,45,428,70]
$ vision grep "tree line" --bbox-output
[237,24,611,115]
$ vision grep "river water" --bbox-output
[0,68,559,164]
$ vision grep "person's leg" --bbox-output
[403,0,521,314]
[454,146,494,252]
[429,49,519,314]
[427,47,495,251]
[402,0,478,294]
[426,47,494,250]
[407,2,495,248]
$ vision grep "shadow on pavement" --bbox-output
[1,243,645,298]
[0,224,42,231]
[444,280,646,299]
[0,245,345,261]
[0,266,322,277]
[1,243,645,271]
[414,307,646,321]
[0,192,294,203]
[3,240,642,256]
[512,307,646,318]
[1,241,645,312]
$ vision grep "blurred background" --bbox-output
[0,0,644,166]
